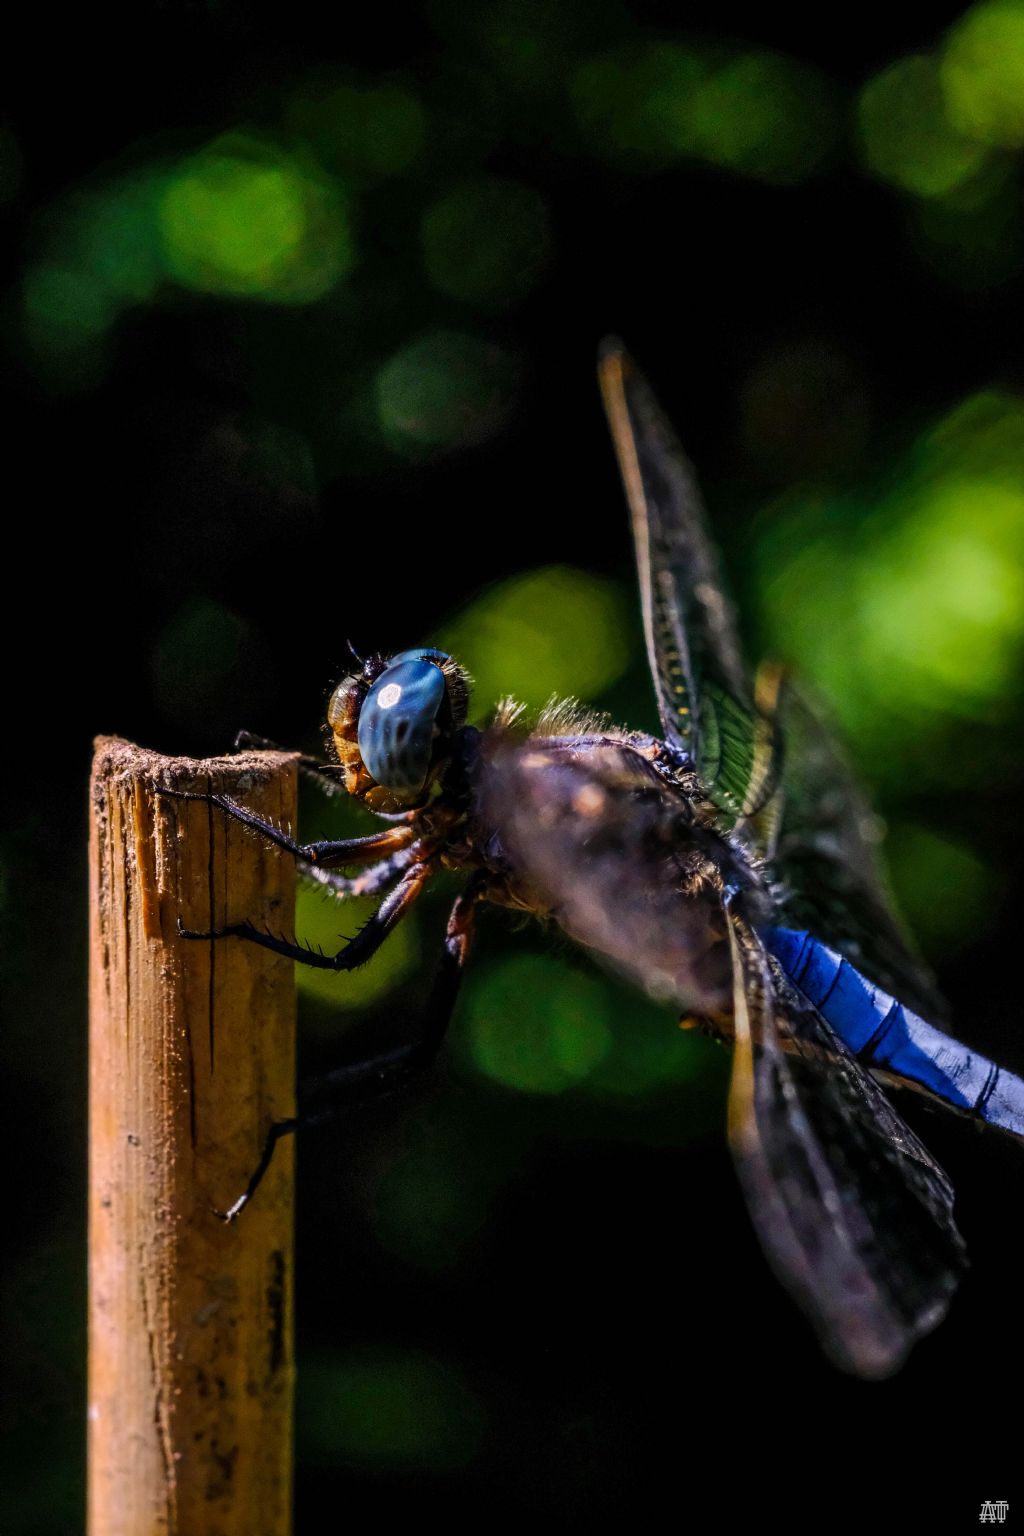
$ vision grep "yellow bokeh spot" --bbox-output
[464,954,613,1095]
[23,173,167,380]
[859,478,1024,706]
[572,42,834,182]
[374,330,519,456]
[922,388,1024,479]
[758,392,1024,755]
[587,999,710,1098]
[438,565,630,717]
[159,137,351,301]
[686,52,835,185]
[942,0,1024,147]
[571,42,708,166]
[294,882,418,1010]
[858,54,988,197]
[885,823,995,950]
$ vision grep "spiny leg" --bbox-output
[233,730,350,798]
[300,845,419,901]
[182,859,433,968]
[157,784,415,866]
[219,879,483,1220]
[230,732,456,828]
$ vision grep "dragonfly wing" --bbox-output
[726,908,965,1378]
[479,736,736,1017]
[598,340,779,819]
[772,684,947,1023]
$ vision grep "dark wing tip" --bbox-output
[597,334,630,367]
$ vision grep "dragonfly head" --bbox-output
[327,647,470,812]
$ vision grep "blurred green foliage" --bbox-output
[459,951,710,1100]
[420,176,551,307]
[572,41,835,181]
[371,1118,500,1270]
[858,55,988,197]
[8,0,1024,1522]
[438,565,629,716]
[295,881,420,1010]
[464,953,615,1094]
[284,79,426,179]
[159,136,353,302]
[757,390,1024,746]
[298,1348,486,1470]
[886,822,998,951]
[20,0,1024,405]
[374,329,520,455]
[943,0,1024,146]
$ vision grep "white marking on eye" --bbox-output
[377,683,402,709]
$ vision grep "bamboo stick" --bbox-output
[88,738,298,1536]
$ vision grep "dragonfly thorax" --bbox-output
[327,647,470,812]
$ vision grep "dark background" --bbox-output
[3,3,1023,1529]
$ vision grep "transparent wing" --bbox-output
[771,684,947,1023]
[727,908,965,1378]
[482,736,965,1375]
[598,340,779,818]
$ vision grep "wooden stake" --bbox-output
[88,739,298,1536]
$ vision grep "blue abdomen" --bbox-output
[765,927,1024,1140]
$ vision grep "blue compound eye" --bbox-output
[357,650,449,796]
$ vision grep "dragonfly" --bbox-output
[161,340,1024,1379]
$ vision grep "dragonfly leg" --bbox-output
[217,879,483,1220]
[157,784,415,866]
[234,728,303,756]
[232,730,349,797]
[180,859,433,968]
[300,844,420,901]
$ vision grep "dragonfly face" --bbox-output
[168,340,1024,1376]
[325,646,470,812]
